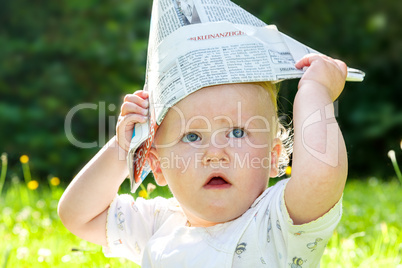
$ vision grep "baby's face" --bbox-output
[153,83,277,227]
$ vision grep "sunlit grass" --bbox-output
[322,178,402,267]
[0,158,141,267]
[1,154,401,267]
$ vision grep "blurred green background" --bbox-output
[0,0,401,186]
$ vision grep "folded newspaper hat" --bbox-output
[127,0,365,193]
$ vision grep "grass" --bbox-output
[1,155,402,267]
[322,178,402,267]
[0,170,142,268]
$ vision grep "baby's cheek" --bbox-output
[250,155,271,171]
[246,133,272,149]
[168,151,200,173]
[231,150,270,172]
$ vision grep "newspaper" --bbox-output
[127,0,365,193]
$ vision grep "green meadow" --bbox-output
[2,1,401,267]
[1,155,401,267]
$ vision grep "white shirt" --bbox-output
[103,179,342,267]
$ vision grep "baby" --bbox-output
[58,54,348,267]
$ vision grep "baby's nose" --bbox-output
[201,146,229,166]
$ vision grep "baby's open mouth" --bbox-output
[207,177,228,185]
[204,176,231,189]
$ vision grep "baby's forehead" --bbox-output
[179,84,272,110]
[161,83,275,126]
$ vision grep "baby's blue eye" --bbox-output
[228,128,246,138]
[182,133,200,143]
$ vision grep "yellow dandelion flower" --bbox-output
[285,166,292,176]
[27,180,39,190]
[138,189,148,198]
[50,177,60,186]
[20,155,29,164]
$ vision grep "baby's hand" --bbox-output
[295,54,347,101]
[116,90,149,152]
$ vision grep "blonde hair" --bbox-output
[249,81,293,177]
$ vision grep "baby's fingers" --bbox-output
[123,91,149,107]
[124,90,149,101]
[118,113,148,125]
[124,91,149,104]
[121,91,149,116]
[116,114,148,151]
[295,54,347,76]
[334,59,348,79]
[120,101,149,117]
[295,53,330,69]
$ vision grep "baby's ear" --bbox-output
[270,138,282,178]
[148,147,167,186]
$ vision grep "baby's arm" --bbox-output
[58,91,149,246]
[285,54,348,225]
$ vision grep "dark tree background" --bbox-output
[1,0,401,185]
